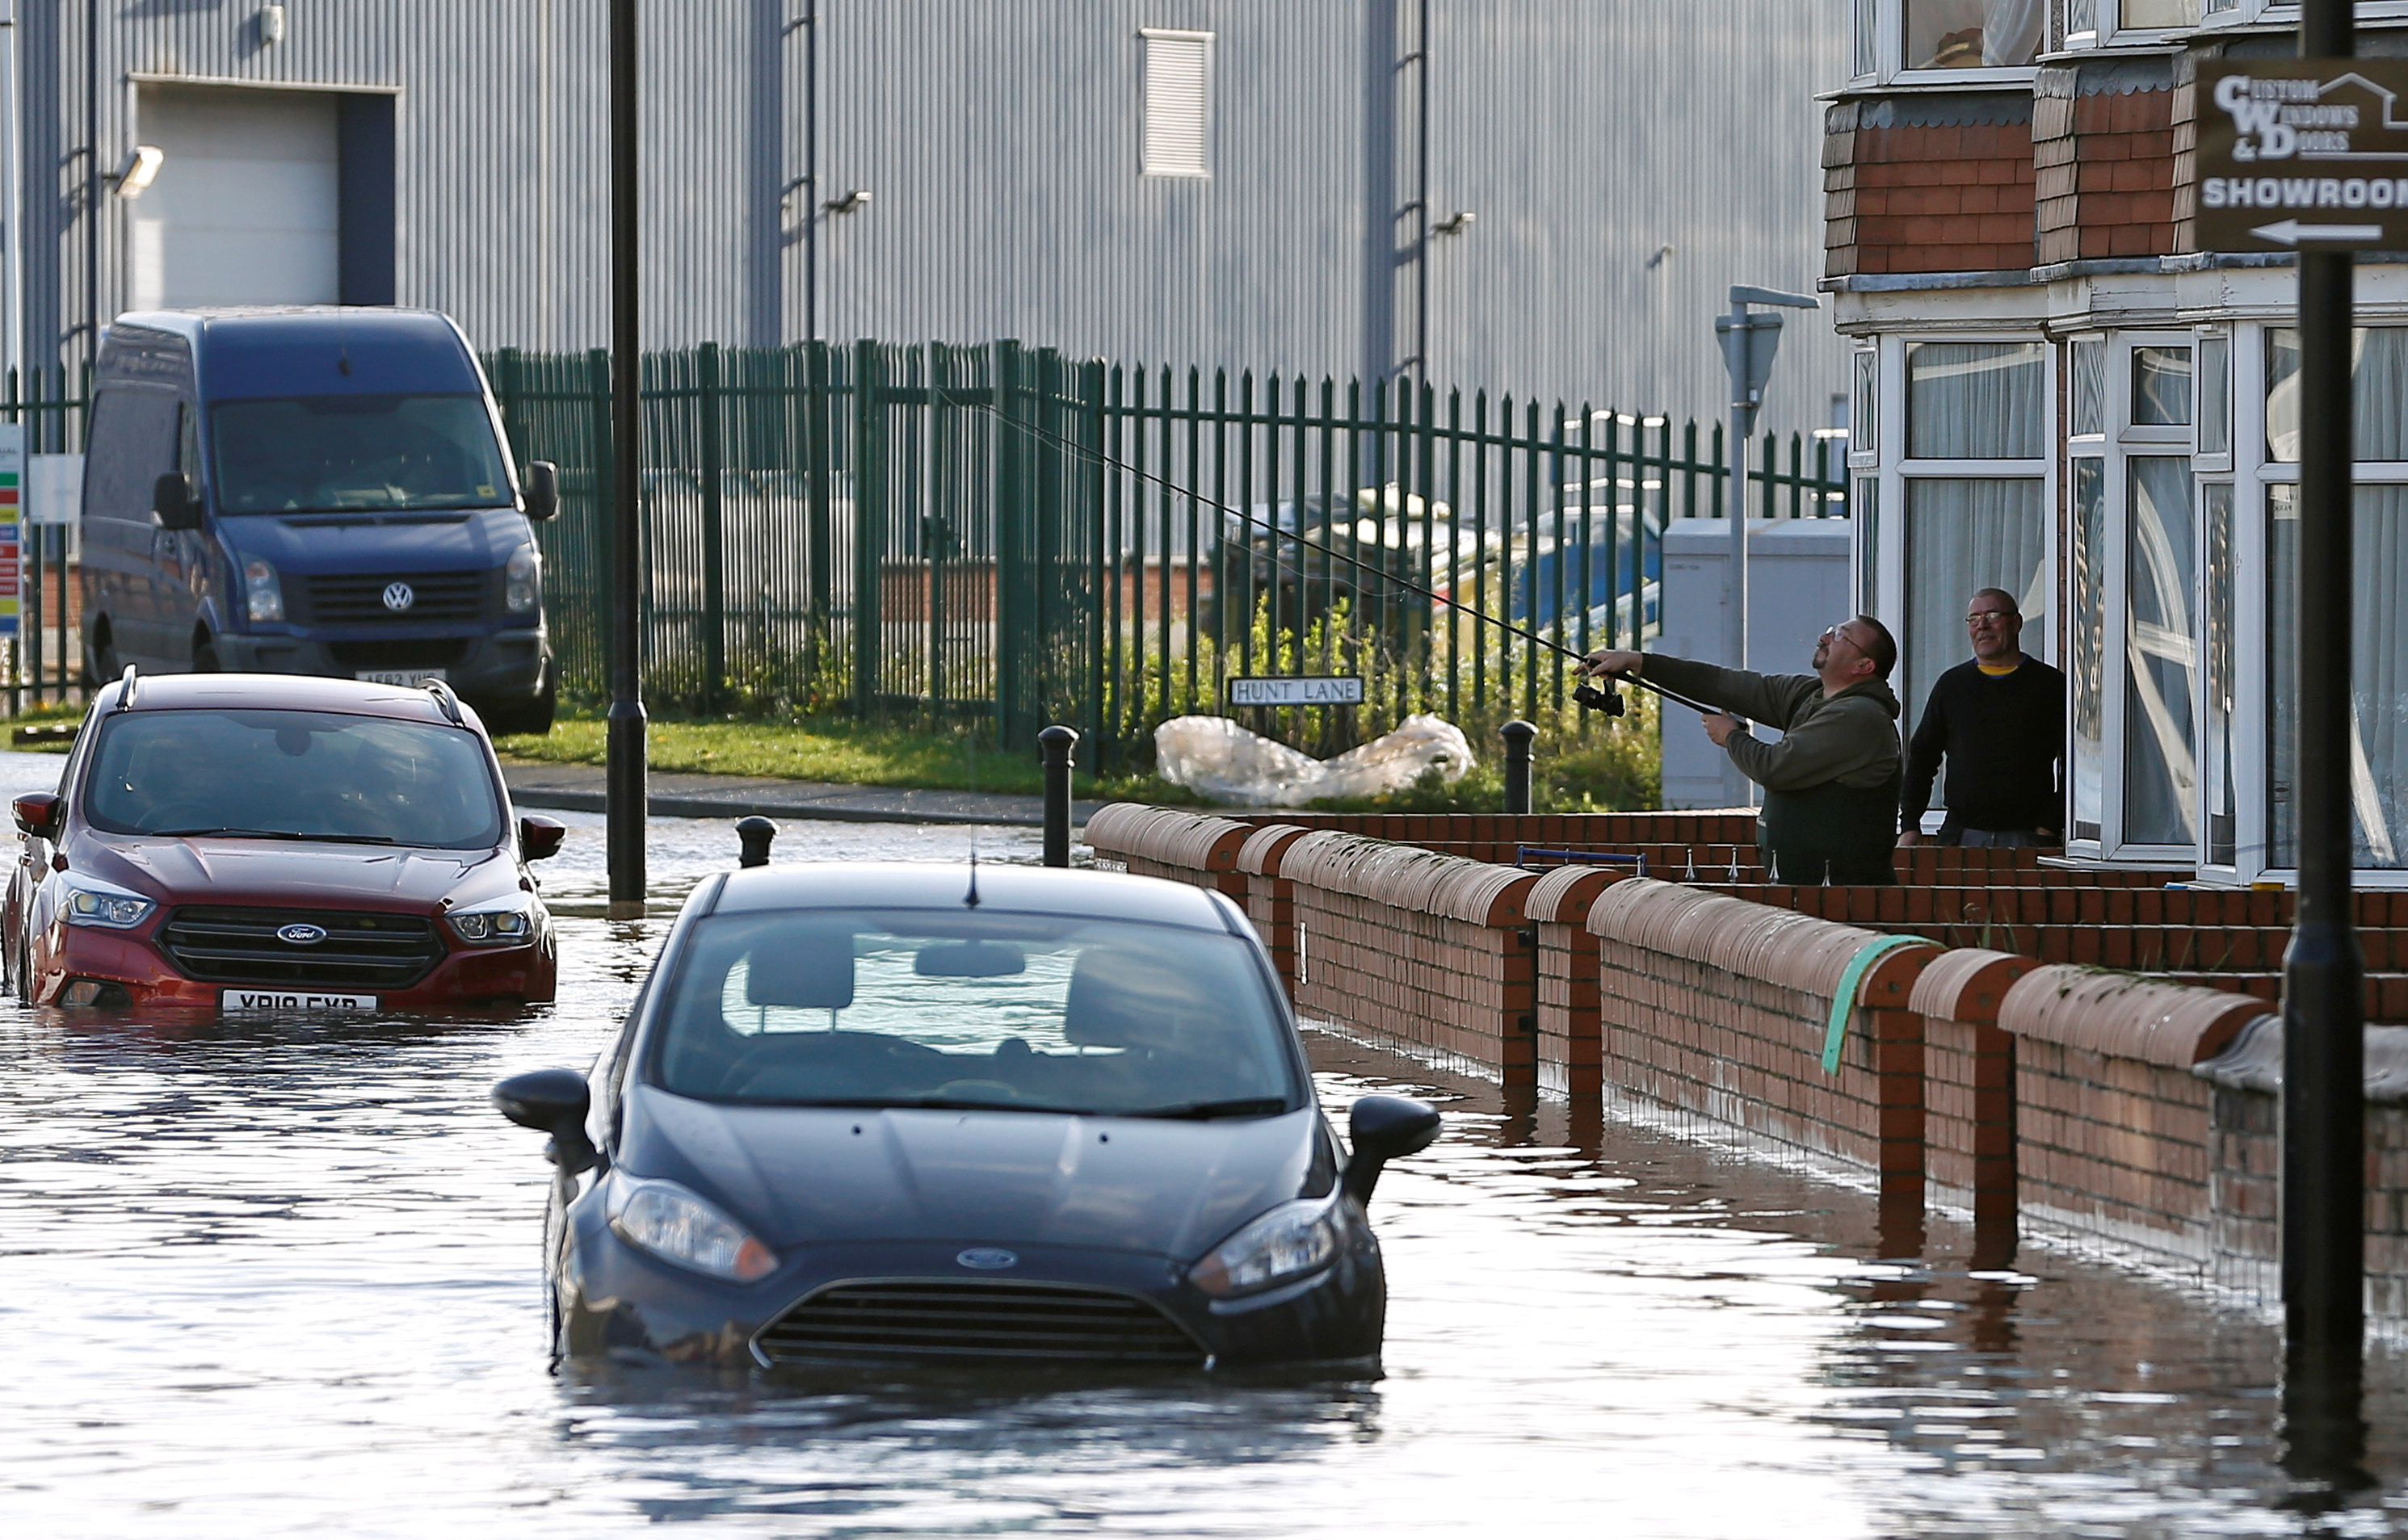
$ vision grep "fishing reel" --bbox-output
[1572,681,1626,716]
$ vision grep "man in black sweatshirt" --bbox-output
[1897,589,2066,849]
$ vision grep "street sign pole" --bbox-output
[606,0,649,918]
[2284,0,2368,1495]
[1715,286,1818,807]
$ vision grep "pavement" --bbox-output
[500,759,1103,829]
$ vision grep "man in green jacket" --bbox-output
[1580,615,1906,885]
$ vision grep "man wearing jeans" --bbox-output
[1897,588,2066,849]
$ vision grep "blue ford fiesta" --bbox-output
[495,862,1439,1372]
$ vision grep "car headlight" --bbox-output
[59,875,158,930]
[244,559,284,623]
[1188,1196,1342,1299]
[446,897,540,946]
[505,544,540,615]
[607,1174,778,1282]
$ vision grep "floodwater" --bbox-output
[5,749,2408,1538]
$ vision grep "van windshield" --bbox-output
[210,394,512,514]
[83,709,506,850]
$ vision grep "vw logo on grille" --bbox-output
[381,581,416,613]
[276,924,329,946]
[956,1248,1018,1271]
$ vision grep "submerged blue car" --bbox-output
[495,862,1440,1371]
[79,307,559,734]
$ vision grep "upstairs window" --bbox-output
[1141,29,1212,179]
[1904,0,2042,70]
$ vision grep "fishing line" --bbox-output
[956,397,1722,720]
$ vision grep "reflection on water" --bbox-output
[4,768,2408,1534]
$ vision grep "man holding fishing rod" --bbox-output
[1578,617,1906,885]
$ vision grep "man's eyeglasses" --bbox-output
[1965,610,2015,627]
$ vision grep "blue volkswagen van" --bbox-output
[78,308,558,734]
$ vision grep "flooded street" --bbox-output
[6,749,2408,1537]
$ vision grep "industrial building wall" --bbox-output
[16,1,1846,439]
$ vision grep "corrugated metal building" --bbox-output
[13,0,1848,436]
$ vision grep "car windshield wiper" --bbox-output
[1124,1097,1294,1120]
[153,827,400,845]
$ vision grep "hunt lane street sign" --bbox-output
[2197,59,2408,250]
[1226,676,1366,708]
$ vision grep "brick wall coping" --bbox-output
[1237,823,1312,878]
[1082,803,1250,872]
[1585,877,1929,1007]
[1998,964,2267,1067]
[2196,1016,2408,1105]
[1280,829,1538,927]
[1523,865,1623,925]
[1909,947,2040,1025]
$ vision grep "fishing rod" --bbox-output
[957,399,1727,722]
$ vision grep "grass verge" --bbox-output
[495,714,1208,804]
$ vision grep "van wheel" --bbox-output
[484,663,557,738]
[91,637,117,687]
[192,642,220,673]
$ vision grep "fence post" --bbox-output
[852,339,885,717]
[1501,720,1536,815]
[1080,359,1108,757]
[588,347,616,682]
[994,339,1026,745]
[1040,724,1078,867]
[698,341,725,710]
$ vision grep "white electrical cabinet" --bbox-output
[1654,517,1853,811]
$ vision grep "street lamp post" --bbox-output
[2281,0,2368,1492]
[1714,284,1819,807]
[606,0,648,918]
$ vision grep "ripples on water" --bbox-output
[3,757,2407,1537]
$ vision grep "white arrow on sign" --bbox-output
[2252,219,2385,245]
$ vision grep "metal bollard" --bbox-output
[736,816,779,868]
[1039,724,1078,868]
[1499,720,1536,816]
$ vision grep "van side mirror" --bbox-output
[519,813,566,862]
[1341,1094,1442,1206]
[522,460,559,521]
[493,1068,597,1172]
[11,792,61,838]
[151,472,200,530]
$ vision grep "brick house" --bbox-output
[1827,1,2408,886]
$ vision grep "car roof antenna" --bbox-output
[112,662,138,714]
[964,847,981,908]
[422,677,464,727]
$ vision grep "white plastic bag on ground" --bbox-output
[1152,712,1476,807]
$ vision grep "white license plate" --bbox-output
[355,669,447,686]
[221,990,380,1013]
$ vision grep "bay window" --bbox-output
[1850,0,2041,82]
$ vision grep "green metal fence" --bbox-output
[489,338,1847,768]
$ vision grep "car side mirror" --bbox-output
[1341,1094,1441,1206]
[152,472,201,530]
[519,813,567,862]
[11,791,61,838]
[493,1068,598,1173]
[522,460,559,521]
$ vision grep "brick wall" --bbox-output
[1826,93,2036,277]
[1526,866,1621,1101]
[2034,62,2177,264]
[1282,829,1539,1081]
[1586,878,1935,1204]
[1911,948,2038,1234]
[1082,804,1250,903]
[1999,966,2267,1264]
[1238,822,1310,992]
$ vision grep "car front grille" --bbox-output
[326,639,472,669]
[303,571,489,625]
[158,908,445,989]
[754,1280,1204,1366]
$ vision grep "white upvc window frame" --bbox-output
[1851,0,2043,87]
[1868,333,2058,777]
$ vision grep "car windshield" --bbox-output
[83,709,505,850]
[652,908,1303,1116]
[209,393,511,514]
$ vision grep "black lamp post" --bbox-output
[2282,0,2368,1495]
[605,0,648,918]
